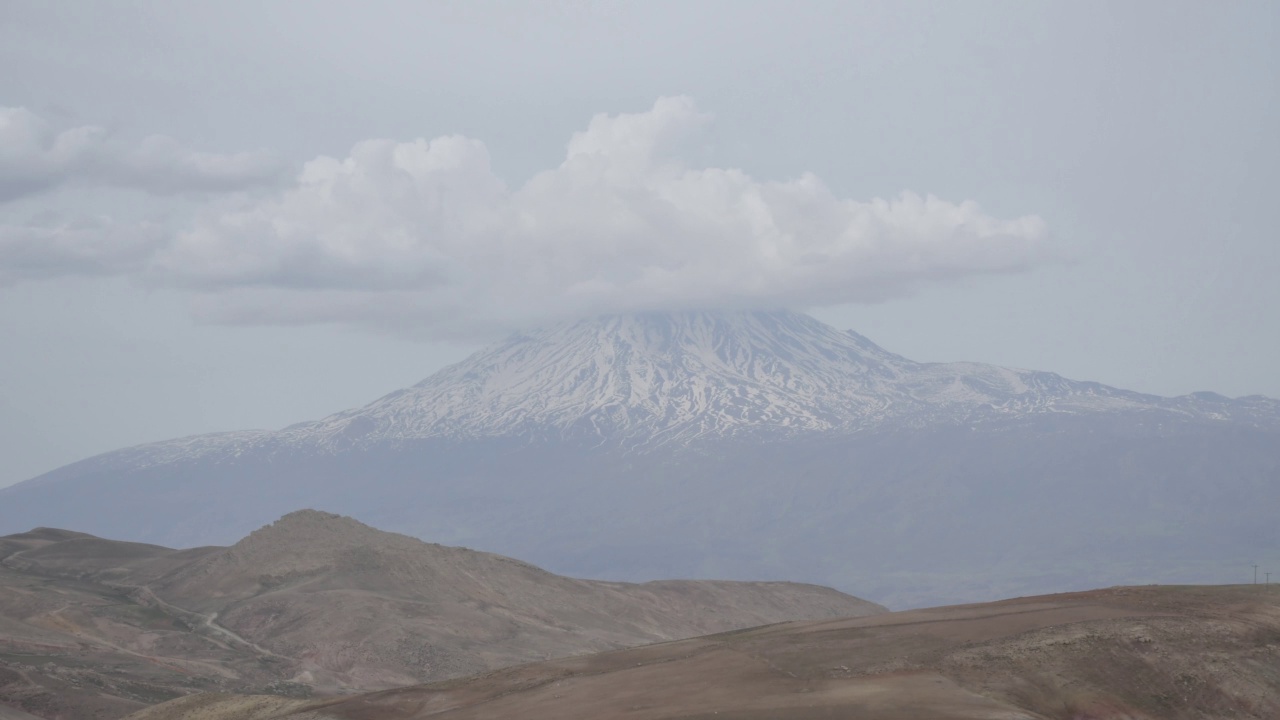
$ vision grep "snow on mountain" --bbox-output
[5,309,1279,607]
[48,309,1276,467]
[289,309,1270,449]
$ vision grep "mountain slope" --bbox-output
[304,310,1276,445]
[28,309,1274,464]
[126,584,1280,720]
[0,511,882,718]
[1,310,1277,608]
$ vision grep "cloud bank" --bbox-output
[0,215,165,284]
[0,106,283,202]
[2,97,1048,336]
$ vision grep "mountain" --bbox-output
[126,584,1280,720]
[0,511,882,719]
[2,309,1278,608]
[301,309,1277,444]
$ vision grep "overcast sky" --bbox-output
[1,0,1276,488]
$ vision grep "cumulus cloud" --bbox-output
[0,106,282,202]
[1,97,1049,335]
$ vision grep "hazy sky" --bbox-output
[1,1,1276,488]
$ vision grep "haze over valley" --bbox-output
[2,309,1276,610]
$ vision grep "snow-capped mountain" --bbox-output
[261,309,1275,451]
[3,309,1278,608]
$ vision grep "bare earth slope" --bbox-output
[129,585,1280,720]
[0,512,882,719]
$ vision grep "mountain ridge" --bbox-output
[122,585,1280,720]
[17,309,1273,471]
[290,309,1280,448]
[0,510,884,718]
[2,308,1278,608]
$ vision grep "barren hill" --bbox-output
[128,584,1280,720]
[0,511,881,719]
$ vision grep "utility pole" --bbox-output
[1267,573,1271,587]
[1255,564,1259,584]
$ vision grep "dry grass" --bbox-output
[0,511,882,718]
[131,585,1280,720]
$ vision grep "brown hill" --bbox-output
[0,511,882,719]
[127,584,1280,720]
[0,704,44,720]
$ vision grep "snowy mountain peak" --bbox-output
[301,309,920,445]
[286,308,1273,449]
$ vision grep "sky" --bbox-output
[1,0,1276,488]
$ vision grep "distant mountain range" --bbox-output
[3,309,1278,607]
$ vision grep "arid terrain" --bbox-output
[0,511,883,719]
[127,584,1280,720]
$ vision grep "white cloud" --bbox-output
[0,107,101,201]
[1,97,1049,335]
[0,106,282,202]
